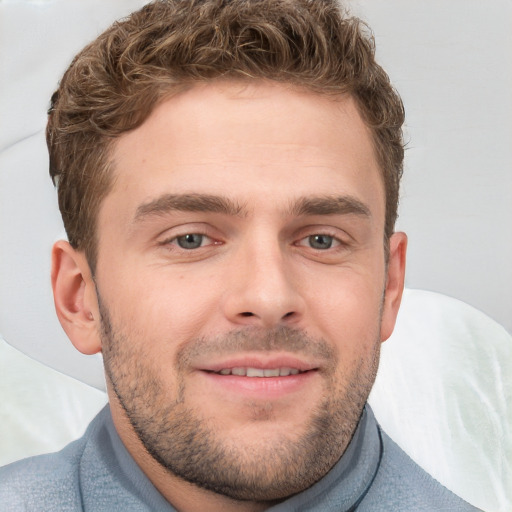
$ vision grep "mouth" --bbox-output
[200,355,318,376]
[210,367,306,377]
[197,356,319,399]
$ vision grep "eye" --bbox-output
[305,234,338,250]
[173,233,210,249]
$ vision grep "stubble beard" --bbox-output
[99,299,381,503]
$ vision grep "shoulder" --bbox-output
[0,406,111,512]
[361,427,482,511]
[0,437,86,511]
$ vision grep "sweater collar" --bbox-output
[268,405,382,512]
[100,404,382,512]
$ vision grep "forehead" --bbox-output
[105,82,383,222]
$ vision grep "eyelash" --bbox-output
[160,231,347,253]
[295,233,343,251]
[161,232,218,250]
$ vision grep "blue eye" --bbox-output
[308,234,334,250]
[175,233,205,249]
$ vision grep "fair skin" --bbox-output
[52,82,406,512]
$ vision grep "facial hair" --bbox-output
[99,298,381,502]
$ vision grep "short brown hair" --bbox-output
[47,0,404,271]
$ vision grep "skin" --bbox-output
[52,82,407,512]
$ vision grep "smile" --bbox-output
[201,363,318,398]
[214,367,305,377]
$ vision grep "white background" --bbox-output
[354,0,512,337]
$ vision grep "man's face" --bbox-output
[93,82,403,501]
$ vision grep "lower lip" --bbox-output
[200,370,317,399]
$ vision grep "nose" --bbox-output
[222,241,305,328]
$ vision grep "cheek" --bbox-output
[99,263,223,346]
[303,267,384,355]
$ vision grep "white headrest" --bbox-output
[369,288,512,511]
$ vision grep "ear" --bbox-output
[51,240,102,355]
[380,232,407,342]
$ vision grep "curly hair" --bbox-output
[47,0,404,271]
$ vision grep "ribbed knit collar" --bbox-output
[94,404,381,512]
[267,406,382,512]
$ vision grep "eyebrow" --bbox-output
[133,192,371,223]
[289,195,371,218]
[134,193,246,221]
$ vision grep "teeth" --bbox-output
[216,367,304,377]
[247,368,265,377]
[279,367,300,376]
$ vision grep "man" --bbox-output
[0,0,481,510]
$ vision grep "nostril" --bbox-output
[283,312,294,318]
[240,312,254,317]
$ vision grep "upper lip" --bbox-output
[198,354,319,373]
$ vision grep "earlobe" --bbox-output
[51,240,102,355]
[380,232,407,342]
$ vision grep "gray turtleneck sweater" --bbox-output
[0,405,481,511]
